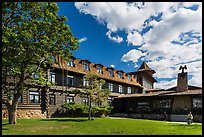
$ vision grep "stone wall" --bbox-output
[2,108,47,119]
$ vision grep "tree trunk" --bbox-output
[8,105,17,124]
[88,96,92,120]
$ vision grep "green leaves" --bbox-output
[2,2,79,101]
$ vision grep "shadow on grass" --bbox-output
[2,128,9,131]
[39,118,89,122]
[2,123,10,131]
[2,123,10,126]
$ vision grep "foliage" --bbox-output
[2,2,79,124]
[83,72,110,120]
[63,102,113,117]
[64,102,89,117]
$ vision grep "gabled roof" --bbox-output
[137,62,156,74]
[138,62,151,70]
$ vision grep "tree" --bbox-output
[2,2,79,124]
[83,72,110,120]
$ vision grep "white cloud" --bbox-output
[110,64,115,68]
[78,37,87,43]
[75,2,202,88]
[126,31,143,46]
[155,79,177,89]
[106,31,123,43]
[121,49,146,63]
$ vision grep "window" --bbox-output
[32,73,39,79]
[108,99,112,106]
[82,98,89,105]
[97,66,103,74]
[83,62,89,71]
[67,75,74,86]
[29,91,40,103]
[8,91,23,103]
[67,96,74,103]
[49,95,55,105]
[18,95,23,103]
[49,72,56,83]
[109,83,113,91]
[83,78,89,87]
[67,59,74,67]
[127,87,131,94]
[119,85,123,93]
[138,101,149,109]
[128,75,132,81]
[118,72,123,79]
[154,99,171,108]
[193,98,202,108]
[109,69,114,77]
[51,55,55,62]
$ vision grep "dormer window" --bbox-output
[128,75,132,81]
[97,66,103,74]
[67,59,74,67]
[108,69,114,77]
[118,72,123,79]
[83,62,89,71]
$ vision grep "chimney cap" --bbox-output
[179,65,187,73]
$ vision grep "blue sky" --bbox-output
[57,2,202,89]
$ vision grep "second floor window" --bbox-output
[109,69,114,77]
[109,83,113,91]
[67,59,74,67]
[50,72,56,83]
[83,62,89,71]
[128,75,132,81]
[83,78,89,87]
[97,66,102,74]
[127,87,131,94]
[119,85,123,93]
[118,72,123,79]
[29,91,40,103]
[67,75,74,86]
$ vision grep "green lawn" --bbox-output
[2,117,202,135]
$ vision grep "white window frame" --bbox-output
[29,91,40,104]
[127,87,131,94]
[50,72,56,83]
[109,69,114,77]
[97,66,102,74]
[109,83,113,91]
[128,75,132,81]
[67,75,74,86]
[67,59,74,67]
[119,85,123,93]
[83,78,89,86]
[67,96,74,103]
[83,62,89,71]
[119,72,123,79]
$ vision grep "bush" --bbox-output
[64,102,88,117]
[93,105,114,117]
[63,102,113,117]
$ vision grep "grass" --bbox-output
[2,117,202,135]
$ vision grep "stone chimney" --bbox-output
[177,65,188,91]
